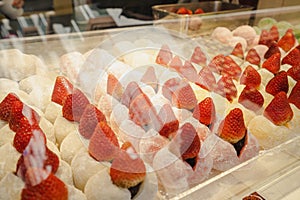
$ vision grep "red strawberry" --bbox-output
[129,93,157,127]
[51,76,73,106]
[107,74,123,101]
[240,65,261,89]
[231,42,244,59]
[62,88,90,122]
[195,66,217,91]
[264,41,281,59]
[208,54,225,74]
[21,171,68,200]
[157,104,179,138]
[0,93,20,121]
[245,48,261,66]
[120,82,143,108]
[176,7,193,15]
[9,101,40,132]
[278,29,296,52]
[215,76,237,102]
[258,29,274,47]
[262,52,281,74]
[281,46,300,66]
[88,122,119,162]
[218,108,246,144]
[177,60,198,82]
[193,97,216,127]
[169,55,183,72]
[79,104,106,139]
[238,86,264,112]
[141,66,158,91]
[171,80,197,110]
[221,56,242,80]
[287,64,300,81]
[194,8,204,14]
[190,46,207,66]
[288,81,300,109]
[156,44,172,66]
[110,142,146,188]
[162,77,181,101]
[264,91,293,125]
[270,25,279,42]
[265,71,289,96]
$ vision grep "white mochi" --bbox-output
[44,102,62,124]
[0,172,24,200]
[39,117,56,144]
[0,143,20,180]
[53,116,78,146]
[0,124,15,147]
[55,160,73,186]
[67,184,87,200]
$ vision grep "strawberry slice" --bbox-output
[231,42,244,59]
[218,108,247,156]
[238,86,264,112]
[278,29,296,52]
[287,64,300,81]
[120,82,143,108]
[215,76,237,102]
[79,104,106,139]
[288,81,300,109]
[195,66,217,91]
[193,97,216,127]
[221,56,242,80]
[190,46,207,66]
[176,7,193,15]
[194,8,204,14]
[281,46,300,66]
[62,88,90,122]
[21,171,68,200]
[162,77,181,101]
[110,142,146,189]
[265,71,289,96]
[270,25,279,42]
[264,91,293,125]
[51,76,73,106]
[264,42,281,59]
[169,55,183,72]
[157,104,179,139]
[177,60,198,82]
[107,74,123,101]
[0,93,20,121]
[262,52,281,74]
[88,122,119,162]
[240,65,261,89]
[245,48,261,66]
[156,44,173,66]
[258,29,274,47]
[171,80,197,110]
[208,54,225,74]
[141,66,158,92]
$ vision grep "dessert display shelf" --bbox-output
[0,5,300,200]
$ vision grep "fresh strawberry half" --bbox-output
[262,52,281,74]
[240,65,261,89]
[120,82,143,108]
[88,122,119,162]
[162,77,181,101]
[62,88,90,122]
[287,64,300,81]
[51,76,73,106]
[176,7,193,15]
[238,86,264,112]
[270,25,279,42]
[190,46,207,66]
[245,48,261,66]
[231,42,244,59]
[9,100,40,132]
[169,55,183,72]
[107,73,123,101]
[264,91,293,125]
[171,80,197,110]
[21,171,68,200]
[0,92,20,121]
[258,29,274,47]
[278,29,296,52]
[176,60,198,82]
[288,81,300,109]
[156,44,173,66]
[110,142,146,189]
[195,66,217,91]
[281,46,300,66]
[265,71,289,96]
[208,54,226,74]
[193,97,216,128]
[215,76,237,102]
[157,104,179,139]
[141,66,158,92]
[221,56,242,80]
[79,104,106,139]
[264,41,281,59]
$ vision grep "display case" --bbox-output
[0,5,300,200]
